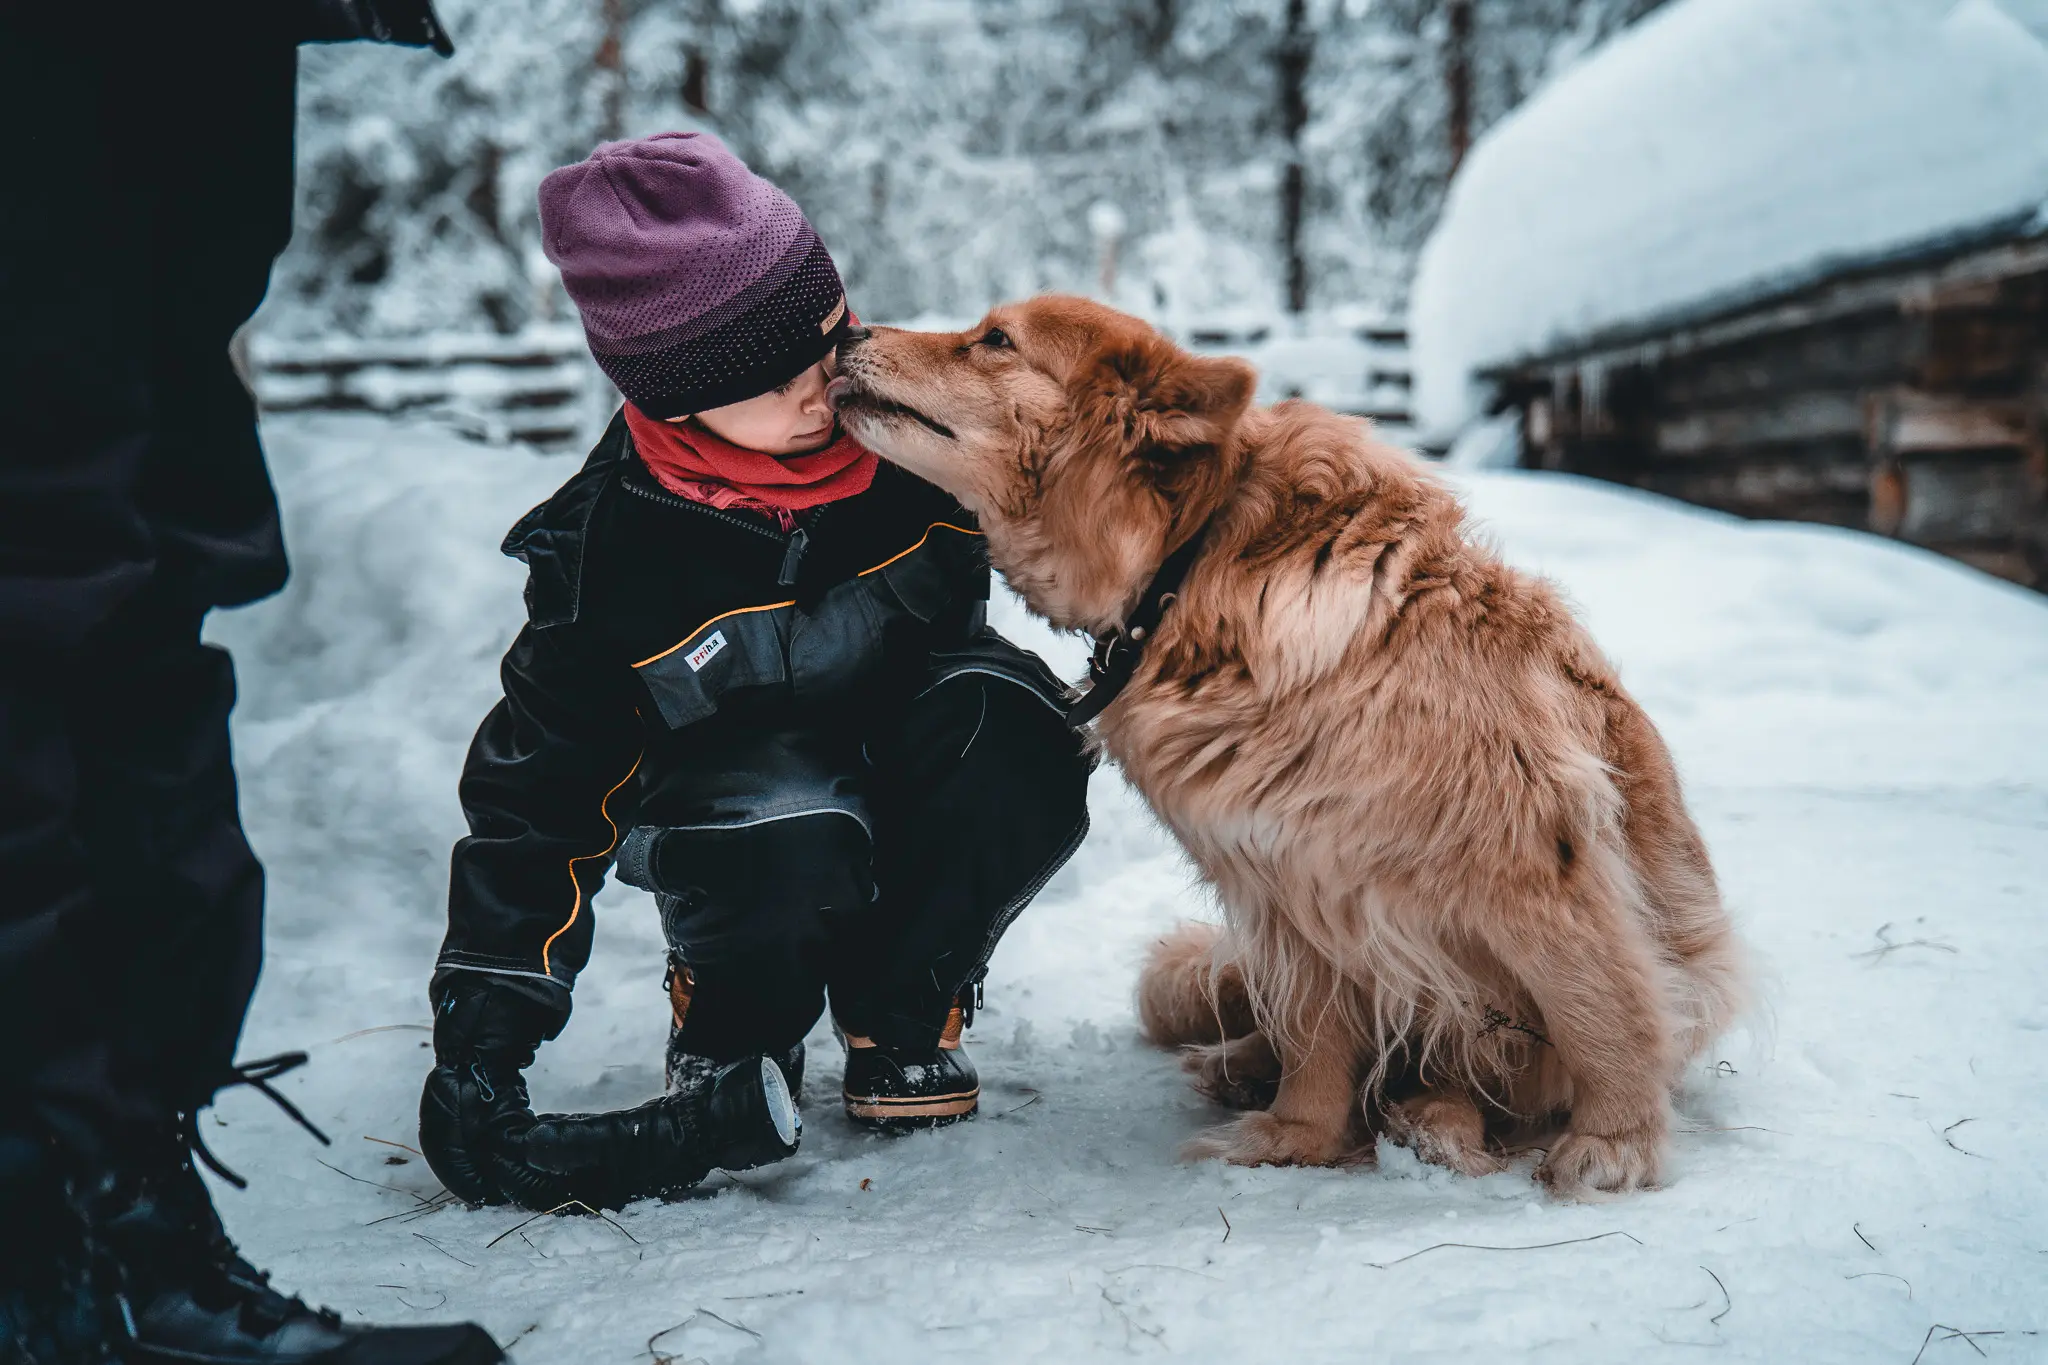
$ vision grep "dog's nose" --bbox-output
[839,324,870,345]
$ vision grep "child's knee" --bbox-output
[643,811,873,965]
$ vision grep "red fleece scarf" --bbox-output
[624,403,877,530]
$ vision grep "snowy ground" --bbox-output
[202,414,2048,1364]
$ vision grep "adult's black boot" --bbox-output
[0,1134,106,1365]
[91,1116,503,1364]
[840,998,980,1129]
[522,1057,800,1209]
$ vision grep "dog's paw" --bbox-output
[1536,1127,1662,1197]
[1182,1111,1362,1168]
[1182,1037,1280,1111]
[1382,1093,1504,1177]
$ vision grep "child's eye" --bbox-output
[774,377,798,396]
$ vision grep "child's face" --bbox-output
[676,355,839,455]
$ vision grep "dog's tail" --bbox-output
[1136,921,1258,1046]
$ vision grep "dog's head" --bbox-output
[832,295,1256,634]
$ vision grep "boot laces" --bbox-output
[129,1053,343,1340]
[182,1051,332,1191]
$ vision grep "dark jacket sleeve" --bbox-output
[433,622,644,1023]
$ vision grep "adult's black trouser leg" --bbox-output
[2,592,268,1166]
[0,13,293,1173]
[833,673,1092,1052]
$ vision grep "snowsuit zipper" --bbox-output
[621,476,828,590]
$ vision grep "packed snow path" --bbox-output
[204,416,2048,1364]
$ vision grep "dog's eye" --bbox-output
[979,327,1012,350]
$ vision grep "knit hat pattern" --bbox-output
[539,131,849,417]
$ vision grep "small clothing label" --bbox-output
[685,630,728,672]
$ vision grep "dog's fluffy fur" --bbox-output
[836,296,1746,1195]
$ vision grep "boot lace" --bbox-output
[114,1052,346,1341]
[182,1051,332,1190]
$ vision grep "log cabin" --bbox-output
[1485,216,2048,589]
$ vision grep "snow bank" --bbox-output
[1410,0,2048,436]
[204,415,2048,1363]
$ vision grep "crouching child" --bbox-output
[418,133,1091,1210]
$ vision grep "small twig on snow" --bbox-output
[485,1200,639,1250]
[1367,1230,1642,1269]
[365,1135,424,1158]
[1218,1207,1232,1243]
[1853,923,1956,963]
[1108,1264,1222,1281]
[1936,1118,1987,1159]
[1855,1223,1878,1252]
[376,1286,448,1312]
[315,1159,433,1206]
[1700,1266,1731,1326]
[328,1023,433,1044]
[1911,1325,2005,1365]
[411,1232,475,1268]
[695,1308,761,1339]
[999,1088,1044,1116]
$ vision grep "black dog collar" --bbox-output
[1066,522,1211,727]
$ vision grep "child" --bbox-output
[418,133,1091,1210]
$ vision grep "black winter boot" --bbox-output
[660,959,805,1108]
[522,1057,800,1209]
[91,1125,502,1364]
[0,1135,105,1365]
[840,999,980,1129]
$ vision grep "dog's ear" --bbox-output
[1118,344,1257,458]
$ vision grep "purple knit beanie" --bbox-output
[538,132,850,418]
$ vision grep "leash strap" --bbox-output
[1065,522,1211,728]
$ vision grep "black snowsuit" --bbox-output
[433,415,1092,1060]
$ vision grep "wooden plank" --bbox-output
[1894,453,2046,543]
[1656,390,1865,455]
[1865,387,2032,454]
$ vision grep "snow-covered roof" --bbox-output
[1410,0,2048,437]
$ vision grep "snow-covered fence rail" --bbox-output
[247,314,1412,453]
[1179,316,1413,435]
[247,324,601,451]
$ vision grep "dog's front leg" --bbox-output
[1182,963,1364,1167]
[1471,871,1673,1196]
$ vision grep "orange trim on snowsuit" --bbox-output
[540,752,644,978]
[629,521,984,671]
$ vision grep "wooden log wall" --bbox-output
[1504,236,2048,589]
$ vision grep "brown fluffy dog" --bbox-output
[834,296,1745,1195]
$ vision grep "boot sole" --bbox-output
[843,1088,979,1127]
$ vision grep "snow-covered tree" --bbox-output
[268,0,1668,339]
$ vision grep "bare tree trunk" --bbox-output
[1445,0,1474,176]
[598,0,626,141]
[1279,0,1311,314]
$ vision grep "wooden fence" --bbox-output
[248,316,1412,453]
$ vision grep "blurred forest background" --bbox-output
[270,0,1667,341]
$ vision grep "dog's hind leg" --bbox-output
[1381,1088,1504,1176]
[1182,1029,1282,1110]
[1467,839,1674,1197]
[1137,920,1256,1046]
[1183,955,1366,1168]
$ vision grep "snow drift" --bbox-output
[1410,0,2048,437]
